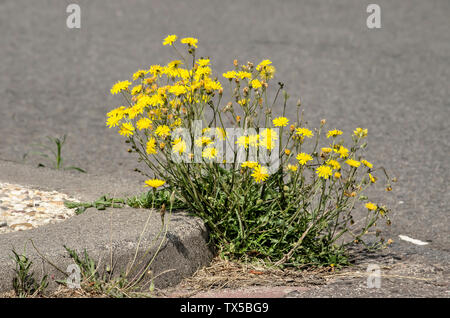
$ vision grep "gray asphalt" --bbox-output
[1,0,449,270]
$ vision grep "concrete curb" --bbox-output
[0,160,214,293]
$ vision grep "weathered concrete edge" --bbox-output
[0,160,214,293]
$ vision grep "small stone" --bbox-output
[49,201,64,206]
[10,223,33,230]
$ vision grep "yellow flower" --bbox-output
[354,127,368,138]
[259,137,276,150]
[365,202,377,211]
[256,59,272,71]
[273,117,289,127]
[172,137,187,154]
[131,85,143,95]
[195,136,213,147]
[345,159,361,168]
[149,65,164,77]
[251,165,269,183]
[215,127,227,140]
[136,117,152,130]
[259,65,276,80]
[118,122,134,137]
[236,136,249,148]
[111,80,131,95]
[241,161,258,169]
[334,145,349,158]
[321,147,333,153]
[146,137,157,154]
[327,159,341,170]
[334,172,341,179]
[223,71,237,80]
[167,60,183,69]
[196,58,210,67]
[144,179,166,188]
[251,79,262,89]
[180,37,198,48]
[296,153,313,165]
[202,147,217,160]
[106,106,125,128]
[169,84,187,96]
[295,127,314,138]
[287,164,298,172]
[361,159,373,169]
[133,70,148,81]
[369,173,377,183]
[106,115,121,128]
[155,125,171,137]
[236,71,252,80]
[163,34,177,46]
[260,128,278,141]
[327,129,343,138]
[237,99,247,106]
[316,165,333,179]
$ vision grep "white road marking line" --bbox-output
[398,235,429,246]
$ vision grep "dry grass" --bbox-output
[155,257,330,297]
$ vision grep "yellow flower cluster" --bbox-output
[107,35,388,218]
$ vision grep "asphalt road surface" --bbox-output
[1,0,449,275]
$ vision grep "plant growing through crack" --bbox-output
[105,35,395,267]
[11,248,48,298]
[25,134,86,172]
